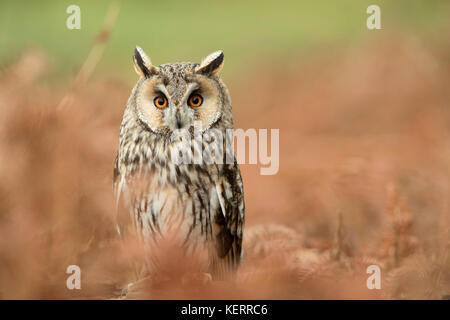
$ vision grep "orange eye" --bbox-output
[188,93,203,107]
[153,95,168,109]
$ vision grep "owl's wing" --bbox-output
[213,161,245,274]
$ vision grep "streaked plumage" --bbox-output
[113,47,245,279]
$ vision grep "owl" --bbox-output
[113,46,245,280]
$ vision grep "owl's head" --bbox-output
[129,46,232,137]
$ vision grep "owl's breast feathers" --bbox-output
[113,135,245,271]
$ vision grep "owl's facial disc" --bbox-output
[137,75,222,135]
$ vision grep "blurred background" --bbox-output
[0,0,449,299]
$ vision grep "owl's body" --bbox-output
[114,48,244,278]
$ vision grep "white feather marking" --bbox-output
[115,176,126,236]
[202,111,222,133]
[216,184,226,218]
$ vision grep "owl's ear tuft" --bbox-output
[195,50,224,76]
[133,46,158,78]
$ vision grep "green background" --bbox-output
[0,0,448,82]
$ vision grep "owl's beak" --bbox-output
[175,113,183,129]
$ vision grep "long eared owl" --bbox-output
[113,46,245,278]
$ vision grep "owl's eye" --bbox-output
[153,95,168,109]
[188,93,203,107]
